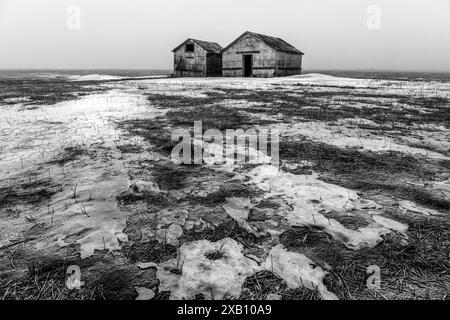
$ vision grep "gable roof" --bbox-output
[222,31,304,55]
[172,39,223,54]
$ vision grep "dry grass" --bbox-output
[240,271,321,300]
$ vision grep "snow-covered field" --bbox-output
[0,74,448,300]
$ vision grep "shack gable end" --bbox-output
[222,32,303,78]
[222,33,277,77]
[173,39,223,77]
[173,41,208,77]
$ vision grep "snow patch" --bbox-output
[265,245,338,300]
[0,90,163,257]
[223,197,253,226]
[246,165,408,250]
[135,287,155,300]
[399,200,442,216]
[157,238,260,300]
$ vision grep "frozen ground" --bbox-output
[0,74,449,300]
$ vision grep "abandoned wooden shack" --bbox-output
[222,31,304,77]
[172,39,223,77]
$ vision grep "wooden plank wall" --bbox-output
[173,41,207,77]
[222,34,302,77]
[222,34,277,77]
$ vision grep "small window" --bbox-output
[185,44,194,52]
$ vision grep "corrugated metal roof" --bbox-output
[172,39,223,54]
[222,31,304,55]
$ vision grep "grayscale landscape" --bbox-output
[0,72,448,300]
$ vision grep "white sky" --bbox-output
[1,0,449,71]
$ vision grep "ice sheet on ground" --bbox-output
[194,137,272,167]
[135,287,155,300]
[0,89,164,257]
[222,197,253,226]
[246,165,408,250]
[48,172,130,258]
[136,262,158,269]
[157,238,260,300]
[265,245,338,300]
[399,200,442,216]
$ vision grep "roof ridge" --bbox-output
[221,31,303,55]
[191,38,221,45]
[172,38,223,54]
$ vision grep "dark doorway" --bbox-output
[243,55,253,77]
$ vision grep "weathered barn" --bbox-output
[172,39,223,77]
[222,31,304,78]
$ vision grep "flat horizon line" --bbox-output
[1,68,450,75]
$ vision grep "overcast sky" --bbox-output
[1,0,449,71]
